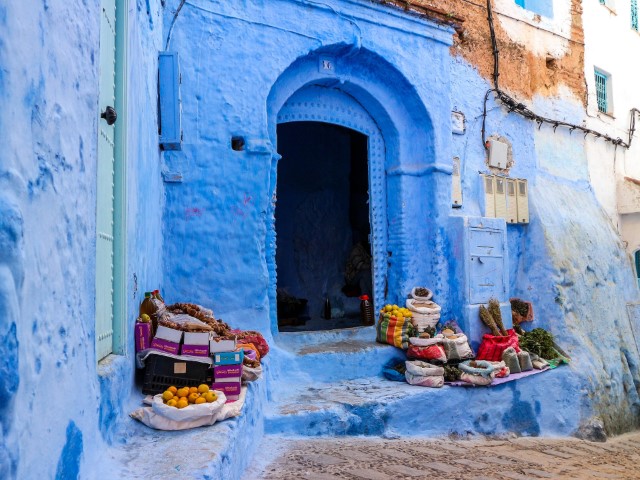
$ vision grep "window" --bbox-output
[514,0,554,18]
[594,69,612,114]
[633,0,639,31]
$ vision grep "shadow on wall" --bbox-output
[0,193,24,479]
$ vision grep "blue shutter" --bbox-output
[632,0,639,31]
[594,71,608,113]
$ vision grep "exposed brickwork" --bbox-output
[379,0,587,103]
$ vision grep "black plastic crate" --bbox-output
[142,353,212,395]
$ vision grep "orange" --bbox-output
[204,392,217,403]
[166,399,178,408]
[176,398,189,409]
[168,386,178,394]
[177,387,189,398]
[197,384,209,394]
[162,391,174,401]
[188,392,199,404]
[195,397,206,404]
[189,386,198,394]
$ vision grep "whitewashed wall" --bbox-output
[583,0,640,244]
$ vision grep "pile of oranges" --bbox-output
[161,384,218,409]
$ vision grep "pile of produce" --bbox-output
[160,384,218,409]
[380,304,413,321]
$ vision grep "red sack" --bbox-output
[476,329,521,362]
[233,330,269,358]
[407,344,447,364]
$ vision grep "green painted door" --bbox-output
[96,0,117,361]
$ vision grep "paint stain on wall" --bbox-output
[54,421,83,480]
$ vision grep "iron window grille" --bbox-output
[595,70,610,114]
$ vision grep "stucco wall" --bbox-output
[0,1,164,477]
[582,0,640,250]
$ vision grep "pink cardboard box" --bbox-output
[224,395,240,403]
[212,381,241,397]
[150,337,180,355]
[135,322,152,352]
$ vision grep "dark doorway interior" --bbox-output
[276,122,372,332]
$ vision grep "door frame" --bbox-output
[96,0,128,360]
[111,0,128,355]
[275,85,388,316]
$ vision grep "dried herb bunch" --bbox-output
[443,365,461,382]
[479,305,501,336]
[488,298,508,336]
[518,328,557,360]
[511,298,530,317]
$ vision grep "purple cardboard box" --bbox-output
[181,332,210,357]
[214,364,242,379]
[135,322,152,352]
[150,337,180,355]
[212,381,241,397]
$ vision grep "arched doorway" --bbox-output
[265,46,440,337]
[274,85,387,331]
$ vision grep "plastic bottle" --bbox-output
[323,297,332,320]
[360,294,374,326]
[152,289,164,304]
[139,292,157,318]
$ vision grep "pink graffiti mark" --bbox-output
[232,206,245,217]
[185,207,203,220]
[232,194,252,217]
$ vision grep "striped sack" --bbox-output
[376,313,412,350]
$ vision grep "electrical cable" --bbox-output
[482,0,639,151]
[165,0,187,51]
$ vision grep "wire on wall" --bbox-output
[165,0,187,50]
[482,0,639,151]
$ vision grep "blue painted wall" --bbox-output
[161,0,640,436]
[1,0,640,477]
[0,0,164,477]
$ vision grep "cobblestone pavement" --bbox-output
[246,432,640,479]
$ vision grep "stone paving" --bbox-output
[245,432,640,479]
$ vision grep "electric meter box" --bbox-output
[452,157,462,208]
[481,174,496,218]
[506,179,518,224]
[494,176,508,220]
[159,51,182,150]
[517,179,529,223]
[448,216,512,350]
[487,139,509,169]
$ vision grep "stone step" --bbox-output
[265,367,580,438]
[273,326,403,383]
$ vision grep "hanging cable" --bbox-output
[482,0,639,150]
[165,0,187,51]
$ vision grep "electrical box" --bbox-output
[159,51,182,150]
[517,179,529,223]
[452,157,462,207]
[494,176,507,220]
[482,174,495,218]
[487,139,509,169]
[506,179,518,224]
[448,216,512,350]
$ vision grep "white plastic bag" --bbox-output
[130,391,226,430]
[242,364,263,382]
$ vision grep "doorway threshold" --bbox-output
[276,324,376,353]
